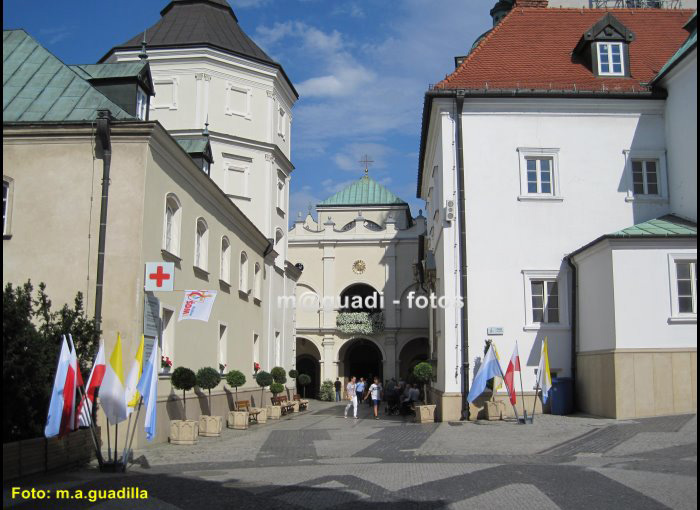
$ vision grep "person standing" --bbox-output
[355,377,366,410]
[364,377,383,420]
[334,378,342,402]
[344,376,358,419]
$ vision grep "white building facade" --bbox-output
[418,4,697,420]
[101,0,299,372]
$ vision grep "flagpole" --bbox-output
[516,341,527,421]
[106,416,112,462]
[76,383,103,466]
[121,412,133,468]
[124,397,143,470]
[531,379,540,422]
[114,422,119,466]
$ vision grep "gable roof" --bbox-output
[99,0,297,98]
[569,215,697,259]
[318,175,408,208]
[3,30,133,123]
[651,11,697,85]
[436,8,694,94]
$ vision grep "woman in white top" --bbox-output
[344,376,358,419]
[364,377,383,420]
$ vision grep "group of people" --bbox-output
[335,376,422,419]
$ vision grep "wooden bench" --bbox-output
[293,394,309,411]
[236,400,262,422]
[271,396,295,415]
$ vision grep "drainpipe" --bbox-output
[565,255,578,412]
[94,110,112,332]
[454,92,470,420]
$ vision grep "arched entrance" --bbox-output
[296,337,321,398]
[399,338,429,381]
[340,283,381,313]
[339,338,383,382]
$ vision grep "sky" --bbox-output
[3,0,493,221]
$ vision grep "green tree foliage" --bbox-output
[319,379,335,402]
[270,366,287,385]
[413,362,434,405]
[171,367,196,416]
[196,367,220,414]
[297,373,311,398]
[269,382,284,396]
[225,370,246,404]
[3,281,100,443]
[288,369,298,379]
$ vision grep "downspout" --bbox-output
[94,110,113,332]
[565,255,578,412]
[454,92,470,420]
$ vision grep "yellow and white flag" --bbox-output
[100,333,127,424]
[125,335,145,415]
[537,337,553,404]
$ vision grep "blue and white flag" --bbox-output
[136,342,159,441]
[467,344,504,403]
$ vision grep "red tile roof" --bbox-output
[435,8,694,93]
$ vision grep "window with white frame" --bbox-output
[218,323,228,372]
[254,263,262,301]
[278,108,286,138]
[202,160,210,176]
[136,87,148,120]
[597,42,625,76]
[522,270,568,329]
[517,148,561,201]
[163,193,182,256]
[220,236,231,283]
[239,251,249,293]
[274,331,281,367]
[194,218,209,270]
[277,176,285,211]
[253,332,260,368]
[225,83,252,119]
[152,77,178,109]
[3,178,13,236]
[632,159,659,196]
[669,254,697,320]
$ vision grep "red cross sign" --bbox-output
[145,262,175,292]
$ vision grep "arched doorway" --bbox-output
[339,338,383,383]
[340,283,382,313]
[399,338,429,381]
[296,337,321,398]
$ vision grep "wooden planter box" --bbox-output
[199,415,222,437]
[170,420,198,445]
[227,411,249,430]
[485,400,506,421]
[414,404,436,423]
[265,405,282,420]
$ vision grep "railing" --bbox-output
[336,311,385,335]
[592,0,684,8]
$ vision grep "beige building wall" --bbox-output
[3,121,272,447]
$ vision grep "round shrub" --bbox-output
[269,382,285,395]
[226,370,246,389]
[255,370,273,388]
[319,379,335,402]
[413,362,434,405]
[298,374,311,386]
[196,367,221,391]
[271,366,287,385]
[288,369,299,379]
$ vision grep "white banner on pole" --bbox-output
[178,290,217,322]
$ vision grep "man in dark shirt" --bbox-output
[334,378,342,402]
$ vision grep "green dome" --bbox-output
[318,175,407,207]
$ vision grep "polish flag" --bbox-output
[504,343,521,406]
[77,341,106,428]
[59,337,77,437]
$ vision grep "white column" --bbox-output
[322,337,335,381]
[384,335,397,381]
[384,242,397,329]
[322,245,335,329]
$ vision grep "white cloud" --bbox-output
[332,142,392,172]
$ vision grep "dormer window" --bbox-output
[202,160,210,176]
[136,87,148,120]
[597,42,625,76]
[574,13,635,79]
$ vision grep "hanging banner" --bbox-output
[178,290,217,322]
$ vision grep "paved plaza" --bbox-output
[3,401,697,509]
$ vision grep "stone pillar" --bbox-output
[321,244,335,329]
[384,335,397,381]
[384,243,398,329]
[322,337,335,381]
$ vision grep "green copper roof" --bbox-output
[3,30,132,123]
[318,175,407,207]
[610,215,697,238]
[174,137,210,155]
[69,62,149,81]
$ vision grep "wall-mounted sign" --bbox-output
[178,290,217,322]
[487,327,504,336]
[145,262,174,292]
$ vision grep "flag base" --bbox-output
[99,461,126,473]
[518,411,534,425]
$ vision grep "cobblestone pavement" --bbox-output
[3,401,697,509]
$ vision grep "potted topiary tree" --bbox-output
[269,382,285,398]
[225,369,253,429]
[412,362,437,423]
[197,367,223,437]
[298,374,311,398]
[288,369,298,400]
[256,371,279,420]
[170,367,198,444]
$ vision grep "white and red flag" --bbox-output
[504,342,521,406]
[59,337,78,437]
[77,340,106,428]
[45,337,71,438]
